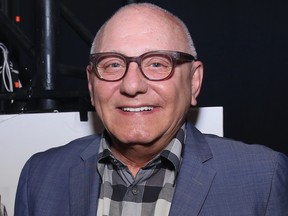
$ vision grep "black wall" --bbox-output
[1,0,288,154]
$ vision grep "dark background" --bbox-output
[0,0,287,154]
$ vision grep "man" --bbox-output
[15,3,288,216]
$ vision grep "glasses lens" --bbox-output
[141,54,173,80]
[96,55,126,81]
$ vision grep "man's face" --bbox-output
[87,9,203,149]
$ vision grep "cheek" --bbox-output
[91,81,118,114]
[153,78,192,118]
[161,73,192,105]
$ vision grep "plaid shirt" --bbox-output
[96,125,186,216]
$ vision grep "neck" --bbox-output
[110,142,163,177]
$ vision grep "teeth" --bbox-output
[122,106,153,112]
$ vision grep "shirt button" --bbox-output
[112,159,119,165]
[132,186,138,195]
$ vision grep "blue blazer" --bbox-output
[15,123,288,216]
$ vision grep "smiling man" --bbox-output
[15,3,288,216]
[86,4,202,179]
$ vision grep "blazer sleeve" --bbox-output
[14,157,32,216]
[265,152,288,216]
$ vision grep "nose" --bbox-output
[119,62,148,96]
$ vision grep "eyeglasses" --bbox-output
[89,50,196,81]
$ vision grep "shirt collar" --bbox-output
[97,124,186,174]
[160,124,185,173]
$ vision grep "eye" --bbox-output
[151,62,163,68]
[143,57,171,69]
[98,57,125,70]
[107,62,121,68]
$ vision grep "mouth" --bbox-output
[121,106,154,112]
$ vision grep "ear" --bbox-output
[86,65,95,107]
[191,61,204,106]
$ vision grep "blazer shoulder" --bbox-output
[15,134,101,216]
[29,134,101,167]
[203,134,288,169]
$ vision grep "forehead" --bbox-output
[96,6,188,53]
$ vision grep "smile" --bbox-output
[122,106,154,112]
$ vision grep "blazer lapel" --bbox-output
[69,140,101,216]
[169,124,216,216]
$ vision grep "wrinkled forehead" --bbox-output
[94,6,188,53]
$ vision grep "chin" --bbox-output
[113,130,157,145]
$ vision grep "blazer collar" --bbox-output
[169,123,216,216]
[69,136,101,216]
